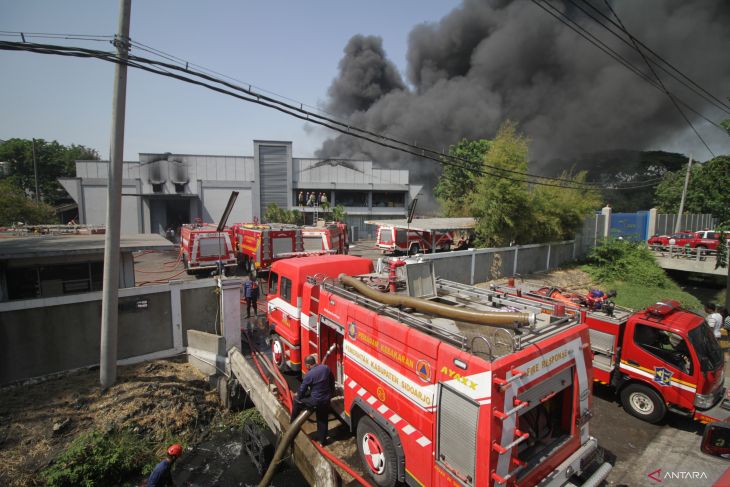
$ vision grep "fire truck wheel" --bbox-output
[270,336,288,372]
[408,244,420,256]
[620,383,666,423]
[356,416,398,487]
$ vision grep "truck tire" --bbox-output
[620,383,666,423]
[270,336,288,372]
[408,244,420,256]
[356,416,398,487]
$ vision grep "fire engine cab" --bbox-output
[493,282,729,424]
[179,222,237,275]
[264,256,611,486]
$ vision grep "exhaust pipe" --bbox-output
[339,275,532,330]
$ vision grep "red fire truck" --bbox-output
[370,218,475,255]
[232,223,302,273]
[492,282,729,424]
[233,223,349,273]
[302,223,349,255]
[264,256,611,486]
[179,222,237,275]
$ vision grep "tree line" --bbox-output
[0,138,99,226]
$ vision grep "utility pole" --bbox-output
[100,0,131,389]
[31,139,39,202]
[675,155,693,233]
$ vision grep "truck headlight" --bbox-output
[695,393,716,409]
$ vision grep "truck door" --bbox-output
[318,315,344,390]
[625,322,697,412]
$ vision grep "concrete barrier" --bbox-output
[187,330,226,377]
[228,348,339,486]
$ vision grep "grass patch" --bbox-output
[582,239,702,311]
[40,429,158,487]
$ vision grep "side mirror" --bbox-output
[701,422,730,458]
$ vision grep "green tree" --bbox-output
[434,139,491,216]
[468,122,533,246]
[0,179,56,225]
[0,138,99,205]
[654,155,730,224]
[262,203,303,225]
[329,204,347,223]
[455,121,600,246]
[531,170,601,242]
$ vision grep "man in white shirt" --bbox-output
[705,303,723,339]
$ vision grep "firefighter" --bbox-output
[298,191,305,206]
[144,443,182,487]
[291,354,333,446]
[243,276,259,318]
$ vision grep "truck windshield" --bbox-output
[688,324,723,372]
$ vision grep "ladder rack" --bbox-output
[321,281,470,351]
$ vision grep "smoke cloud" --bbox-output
[317,0,730,190]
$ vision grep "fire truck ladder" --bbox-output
[321,281,470,351]
[261,229,271,262]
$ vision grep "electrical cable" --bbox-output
[0,39,685,191]
[530,0,727,134]
[572,0,730,114]
[599,0,715,158]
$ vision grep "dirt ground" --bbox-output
[0,358,220,487]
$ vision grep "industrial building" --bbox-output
[59,140,420,239]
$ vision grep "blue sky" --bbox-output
[0,0,460,159]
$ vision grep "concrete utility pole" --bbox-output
[100,0,131,389]
[675,155,693,233]
[31,139,39,202]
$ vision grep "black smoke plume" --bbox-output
[317,0,730,194]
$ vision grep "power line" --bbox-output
[572,0,730,114]
[127,38,680,190]
[530,0,727,135]
[125,40,597,188]
[598,0,715,157]
[0,39,673,191]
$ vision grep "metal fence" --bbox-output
[654,213,716,235]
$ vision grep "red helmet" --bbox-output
[167,444,183,457]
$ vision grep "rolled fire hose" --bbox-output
[257,409,313,487]
[339,274,533,330]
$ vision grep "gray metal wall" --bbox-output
[406,240,582,285]
[256,142,291,211]
[0,280,219,385]
[654,213,715,235]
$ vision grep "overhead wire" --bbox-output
[126,39,676,190]
[530,0,727,134]
[126,40,596,188]
[0,39,681,191]
[0,38,597,189]
[597,0,715,157]
[572,0,730,114]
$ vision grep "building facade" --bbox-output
[59,141,419,239]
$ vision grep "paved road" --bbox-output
[593,380,729,486]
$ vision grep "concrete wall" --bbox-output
[0,279,219,385]
[406,239,584,285]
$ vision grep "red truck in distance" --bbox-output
[263,255,612,487]
[179,222,237,275]
[492,282,729,424]
[648,230,729,252]
[232,222,348,273]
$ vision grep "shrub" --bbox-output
[585,239,669,288]
[41,429,154,487]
